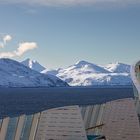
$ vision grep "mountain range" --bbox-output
[0,58,131,87]
[25,59,131,86]
[50,61,131,86]
[0,58,68,87]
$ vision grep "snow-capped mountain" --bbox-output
[67,60,110,74]
[21,58,45,72]
[42,60,131,86]
[0,58,68,87]
[104,62,130,73]
[42,60,109,75]
[57,72,131,86]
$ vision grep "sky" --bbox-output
[0,0,140,69]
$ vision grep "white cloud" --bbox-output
[0,43,4,48]
[14,42,37,56]
[0,34,12,48]
[0,52,15,58]
[0,42,38,58]
[3,35,12,44]
[0,0,140,6]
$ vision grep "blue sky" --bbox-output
[0,1,140,69]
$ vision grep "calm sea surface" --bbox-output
[0,86,133,118]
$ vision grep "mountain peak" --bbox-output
[104,62,130,73]
[75,60,90,65]
[24,58,37,63]
[61,60,110,75]
[21,58,46,72]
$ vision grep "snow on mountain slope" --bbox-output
[58,60,110,75]
[57,72,131,86]
[104,62,130,73]
[0,58,68,87]
[42,60,110,76]
[42,60,131,86]
[21,58,45,72]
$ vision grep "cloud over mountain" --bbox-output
[14,42,37,56]
[3,35,12,44]
[0,33,38,58]
[0,34,12,48]
[0,42,37,58]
